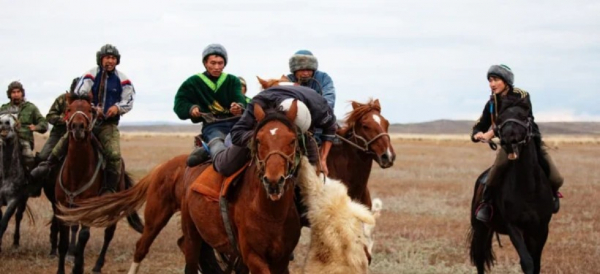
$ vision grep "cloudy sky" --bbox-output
[1,0,598,124]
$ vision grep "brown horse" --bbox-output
[58,154,189,274]
[181,100,303,274]
[55,92,142,274]
[259,76,396,208]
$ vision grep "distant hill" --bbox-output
[118,120,600,135]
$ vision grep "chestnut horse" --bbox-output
[56,92,142,274]
[181,101,304,274]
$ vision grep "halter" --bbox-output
[254,134,301,182]
[66,110,96,138]
[335,113,390,155]
[495,117,533,146]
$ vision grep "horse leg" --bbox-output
[526,225,549,274]
[469,221,494,274]
[507,225,534,274]
[12,197,28,248]
[181,199,202,274]
[49,211,59,256]
[67,225,80,263]
[246,252,271,274]
[72,225,91,274]
[128,206,176,274]
[57,222,70,274]
[0,199,19,253]
[92,224,117,274]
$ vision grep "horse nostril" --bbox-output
[381,153,390,162]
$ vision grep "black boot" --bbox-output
[553,192,560,214]
[475,185,493,222]
[102,170,120,195]
[186,145,210,167]
[31,154,60,180]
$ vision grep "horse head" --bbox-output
[495,97,533,160]
[252,100,301,201]
[339,99,395,168]
[257,75,298,90]
[65,92,94,141]
[0,112,18,141]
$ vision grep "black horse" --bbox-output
[469,97,554,274]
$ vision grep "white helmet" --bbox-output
[279,98,311,133]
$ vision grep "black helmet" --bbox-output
[96,44,121,66]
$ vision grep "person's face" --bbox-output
[294,69,314,83]
[241,85,247,95]
[10,88,23,104]
[204,55,225,77]
[102,55,118,71]
[489,76,507,95]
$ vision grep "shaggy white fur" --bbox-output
[364,198,383,255]
[297,156,375,274]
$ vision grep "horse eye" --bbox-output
[362,124,369,130]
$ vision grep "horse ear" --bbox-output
[373,99,381,108]
[254,103,265,122]
[257,76,269,90]
[66,92,74,104]
[280,75,289,82]
[351,101,361,110]
[286,99,298,123]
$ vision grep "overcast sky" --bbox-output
[1,0,598,124]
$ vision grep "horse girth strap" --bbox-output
[58,150,104,206]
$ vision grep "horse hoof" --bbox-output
[66,255,75,264]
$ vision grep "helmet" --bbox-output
[96,44,121,66]
[279,98,311,133]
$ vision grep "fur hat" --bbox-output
[487,64,514,87]
[6,81,24,99]
[202,43,228,65]
[289,50,318,73]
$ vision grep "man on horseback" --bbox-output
[472,64,563,222]
[1,81,48,171]
[213,84,336,178]
[238,76,252,104]
[31,44,136,194]
[174,43,247,167]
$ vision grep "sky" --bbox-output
[1,0,599,124]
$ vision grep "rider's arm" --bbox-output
[74,68,96,98]
[230,102,257,147]
[471,101,492,142]
[114,71,135,115]
[230,76,247,108]
[46,95,66,126]
[173,77,202,123]
[32,105,48,133]
[319,72,336,111]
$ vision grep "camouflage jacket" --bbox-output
[46,93,68,135]
[0,100,48,146]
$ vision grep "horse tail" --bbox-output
[57,169,156,228]
[124,172,144,233]
[468,222,495,271]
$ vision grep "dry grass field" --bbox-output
[0,133,598,273]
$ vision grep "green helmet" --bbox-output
[96,44,121,66]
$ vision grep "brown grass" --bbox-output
[0,134,597,273]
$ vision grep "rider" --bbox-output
[472,64,563,222]
[238,76,252,104]
[0,81,48,171]
[174,43,247,167]
[31,44,136,194]
[212,85,337,178]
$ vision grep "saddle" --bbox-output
[191,164,248,202]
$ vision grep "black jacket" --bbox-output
[230,85,337,147]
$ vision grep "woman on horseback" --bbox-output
[472,64,563,222]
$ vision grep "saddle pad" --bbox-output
[191,164,248,202]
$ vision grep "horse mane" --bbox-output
[68,91,92,103]
[338,99,381,136]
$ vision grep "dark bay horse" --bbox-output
[0,112,30,252]
[56,92,142,274]
[468,97,554,274]
[181,100,304,274]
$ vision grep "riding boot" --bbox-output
[186,142,210,167]
[553,192,561,214]
[102,170,120,195]
[475,185,493,223]
[30,154,60,180]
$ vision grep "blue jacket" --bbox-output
[75,67,135,123]
[287,70,335,110]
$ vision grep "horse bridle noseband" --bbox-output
[67,110,96,138]
[495,117,533,146]
[336,115,390,155]
[254,129,301,182]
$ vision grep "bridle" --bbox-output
[253,124,302,183]
[495,117,533,146]
[66,108,96,139]
[335,112,390,155]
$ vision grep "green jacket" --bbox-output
[46,93,68,135]
[0,100,48,147]
[173,72,247,124]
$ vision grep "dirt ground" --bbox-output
[0,134,598,274]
